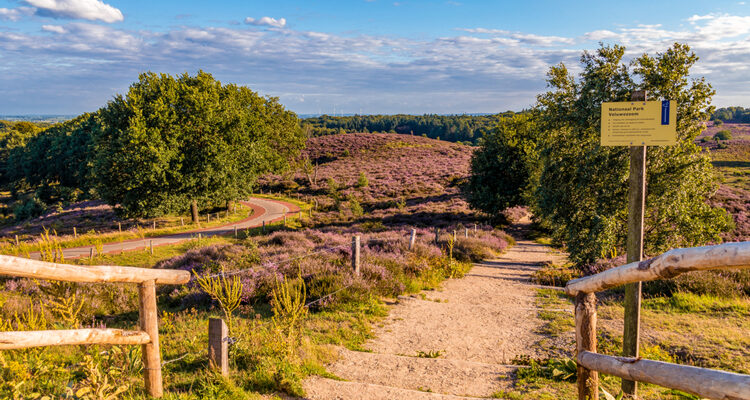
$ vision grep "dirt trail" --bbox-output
[303,220,567,399]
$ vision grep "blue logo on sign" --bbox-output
[661,100,670,125]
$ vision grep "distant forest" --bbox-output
[712,107,750,123]
[302,112,519,144]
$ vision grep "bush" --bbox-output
[355,172,369,188]
[714,130,732,141]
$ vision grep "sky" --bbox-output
[1,0,749,115]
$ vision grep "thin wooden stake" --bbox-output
[89,247,94,260]
[73,227,77,238]
[299,211,302,220]
[283,215,287,226]
[465,228,468,238]
[434,228,440,245]
[14,235,19,246]
[409,228,416,250]
[576,292,599,400]
[262,221,266,233]
[118,222,121,232]
[139,280,163,397]
[208,318,229,377]
[180,217,184,226]
[352,235,361,275]
[153,221,156,230]
[623,90,647,396]
[150,240,154,255]
[234,225,238,238]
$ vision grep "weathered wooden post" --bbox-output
[180,217,184,226]
[14,235,19,246]
[623,90,647,396]
[89,247,94,260]
[352,235,361,275]
[262,221,266,233]
[299,211,302,220]
[234,225,238,238]
[207,213,210,223]
[283,215,287,226]
[73,227,77,238]
[474,223,477,234]
[118,222,121,232]
[150,240,154,255]
[465,228,468,238]
[409,228,416,250]
[198,233,202,241]
[208,318,229,377]
[576,292,598,400]
[434,228,440,245]
[138,280,163,397]
[452,230,457,243]
[153,221,156,230]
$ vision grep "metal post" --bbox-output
[352,235,361,275]
[623,90,647,396]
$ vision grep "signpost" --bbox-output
[600,91,676,397]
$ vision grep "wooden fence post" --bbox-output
[576,292,598,400]
[89,247,94,260]
[118,222,121,232]
[73,227,77,238]
[150,240,154,255]
[153,221,156,230]
[139,280,163,398]
[180,217,184,226]
[623,90,647,396]
[474,223,477,234]
[409,228,416,250]
[452,230,457,242]
[352,236,361,275]
[434,228,440,245]
[208,318,229,377]
[234,225,238,238]
[283,215,287,226]
[262,221,266,233]
[465,228,468,238]
[14,235,19,246]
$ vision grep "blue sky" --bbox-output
[1,0,749,115]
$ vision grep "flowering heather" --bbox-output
[260,133,476,228]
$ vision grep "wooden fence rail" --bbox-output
[565,241,750,400]
[0,255,189,398]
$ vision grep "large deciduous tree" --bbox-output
[94,71,304,220]
[534,43,732,265]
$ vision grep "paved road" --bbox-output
[36,197,299,260]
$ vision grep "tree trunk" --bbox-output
[191,200,199,223]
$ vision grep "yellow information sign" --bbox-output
[600,100,676,146]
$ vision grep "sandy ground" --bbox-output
[303,220,568,399]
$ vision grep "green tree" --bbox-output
[534,43,732,266]
[94,71,304,220]
[713,130,732,141]
[356,171,369,188]
[466,114,539,216]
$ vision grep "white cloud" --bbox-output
[0,6,34,21]
[25,0,123,23]
[42,24,66,33]
[244,16,286,28]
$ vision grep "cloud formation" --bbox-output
[244,16,286,28]
[0,6,34,21]
[24,0,123,23]
[0,13,749,114]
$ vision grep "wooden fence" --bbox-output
[0,254,190,398]
[565,241,750,400]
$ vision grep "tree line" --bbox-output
[467,43,734,267]
[712,106,750,123]
[1,71,305,222]
[302,112,518,144]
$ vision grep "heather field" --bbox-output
[0,133,512,399]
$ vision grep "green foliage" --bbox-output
[93,71,305,218]
[533,43,733,265]
[515,357,577,383]
[355,171,369,188]
[348,196,364,217]
[714,130,732,140]
[194,266,244,332]
[415,350,443,358]
[467,114,539,215]
[712,106,750,123]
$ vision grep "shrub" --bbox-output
[355,172,369,188]
[714,130,732,141]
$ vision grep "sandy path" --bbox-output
[303,222,567,399]
[30,197,299,260]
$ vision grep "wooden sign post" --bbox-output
[601,90,677,397]
[623,91,646,396]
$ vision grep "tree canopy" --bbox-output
[468,43,733,266]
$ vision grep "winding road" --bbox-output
[36,197,300,260]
